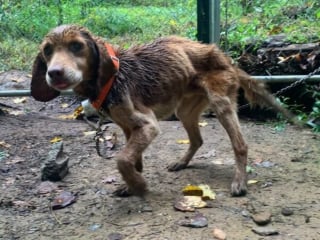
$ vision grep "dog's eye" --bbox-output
[43,44,53,57]
[69,41,84,53]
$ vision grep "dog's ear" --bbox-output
[31,53,60,102]
[94,38,118,90]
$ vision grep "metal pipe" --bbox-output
[252,75,320,83]
[0,75,319,97]
[0,89,74,97]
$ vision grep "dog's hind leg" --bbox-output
[204,73,248,196]
[208,94,248,196]
[168,96,208,171]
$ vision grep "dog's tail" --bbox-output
[237,68,298,123]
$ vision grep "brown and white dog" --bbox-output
[31,25,294,197]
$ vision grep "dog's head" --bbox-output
[31,24,117,101]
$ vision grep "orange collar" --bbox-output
[92,43,119,110]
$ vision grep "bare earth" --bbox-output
[1,71,320,240]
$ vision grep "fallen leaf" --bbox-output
[12,97,27,104]
[177,213,208,228]
[83,131,96,136]
[61,103,69,108]
[73,105,83,119]
[52,191,76,210]
[57,114,75,120]
[197,149,216,159]
[198,184,216,200]
[174,195,207,212]
[50,137,63,143]
[101,176,117,184]
[9,110,24,116]
[182,185,203,196]
[0,141,11,148]
[36,181,58,194]
[176,139,190,144]
[248,179,259,185]
[198,121,208,127]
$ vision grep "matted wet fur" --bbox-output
[31,25,294,197]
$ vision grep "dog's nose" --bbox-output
[48,66,64,79]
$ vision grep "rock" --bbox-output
[252,211,272,225]
[177,213,208,228]
[212,228,227,240]
[252,226,279,236]
[41,142,69,181]
[281,207,294,216]
[108,232,124,240]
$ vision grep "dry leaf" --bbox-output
[57,114,75,120]
[177,139,190,144]
[0,141,11,148]
[50,137,63,143]
[73,105,83,119]
[52,191,76,210]
[198,121,208,127]
[8,110,24,116]
[174,196,207,212]
[61,103,69,108]
[13,97,27,104]
[248,179,259,185]
[182,185,203,196]
[83,131,96,136]
[198,184,216,200]
[36,181,58,194]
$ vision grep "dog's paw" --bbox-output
[167,162,188,172]
[113,185,133,197]
[231,179,247,197]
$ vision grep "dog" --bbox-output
[31,24,295,197]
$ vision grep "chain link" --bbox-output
[239,66,320,110]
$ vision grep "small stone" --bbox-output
[108,232,124,240]
[252,226,279,236]
[281,207,294,216]
[177,213,208,228]
[252,212,272,225]
[212,228,227,240]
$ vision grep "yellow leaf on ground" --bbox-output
[198,121,208,127]
[177,139,190,144]
[57,114,75,120]
[61,103,69,108]
[50,137,62,143]
[198,184,216,200]
[174,195,207,212]
[73,105,83,119]
[0,141,11,148]
[13,97,27,104]
[248,179,259,185]
[182,185,203,196]
[83,131,96,136]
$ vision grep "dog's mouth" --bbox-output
[46,72,83,91]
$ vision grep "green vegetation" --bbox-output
[1,0,320,71]
[0,0,319,131]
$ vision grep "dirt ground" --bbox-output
[1,71,320,240]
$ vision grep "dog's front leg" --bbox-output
[110,104,160,197]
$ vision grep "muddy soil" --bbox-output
[0,71,320,240]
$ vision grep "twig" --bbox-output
[49,202,62,225]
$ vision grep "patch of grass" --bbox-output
[0,37,38,72]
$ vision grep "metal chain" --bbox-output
[239,66,320,110]
[273,65,320,97]
[94,119,105,157]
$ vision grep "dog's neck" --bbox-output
[91,43,119,111]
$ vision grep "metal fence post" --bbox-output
[197,0,220,44]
